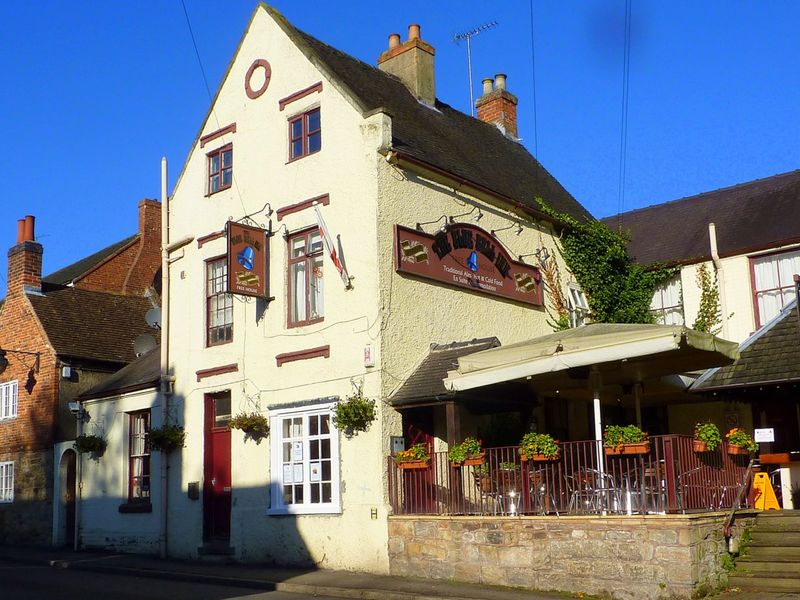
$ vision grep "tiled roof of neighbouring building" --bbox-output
[79,348,161,400]
[42,234,138,286]
[601,170,800,266]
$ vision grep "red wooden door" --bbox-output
[204,392,232,541]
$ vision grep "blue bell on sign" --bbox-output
[238,246,255,270]
[467,251,479,272]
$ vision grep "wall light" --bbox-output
[416,215,448,233]
[0,348,40,376]
[491,220,523,237]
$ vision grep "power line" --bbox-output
[180,0,214,104]
[529,0,539,157]
[616,0,632,224]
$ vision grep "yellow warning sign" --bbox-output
[752,472,781,510]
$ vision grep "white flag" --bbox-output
[314,202,351,288]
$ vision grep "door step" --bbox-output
[198,542,236,563]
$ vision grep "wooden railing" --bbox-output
[388,435,752,516]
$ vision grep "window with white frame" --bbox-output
[0,462,13,503]
[751,249,800,328]
[128,411,151,503]
[0,381,18,420]
[567,285,590,328]
[269,402,340,515]
[650,275,684,325]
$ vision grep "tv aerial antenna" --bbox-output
[454,21,498,116]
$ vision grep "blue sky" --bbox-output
[2,1,799,292]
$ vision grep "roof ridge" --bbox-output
[604,168,800,220]
[42,233,139,285]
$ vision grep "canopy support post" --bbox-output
[589,366,606,514]
[445,401,460,447]
[634,382,643,428]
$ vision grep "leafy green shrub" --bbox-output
[230,412,270,444]
[448,437,483,463]
[332,393,376,437]
[603,425,648,449]
[693,422,722,451]
[148,424,185,452]
[74,434,107,455]
[519,432,560,459]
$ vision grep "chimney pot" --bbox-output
[388,33,401,49]
[408,24,421,40]
[23,215,35,242]
[482,78,494,95]
[16,219,25,244]
[495,73,507,91]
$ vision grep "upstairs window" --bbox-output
[650,276,684,325]
[0,381,18,420]
[288,228,324,327]
[752,249,800,327]
[0,462,13,503]
[128,411,150,504]
[568,285,590,328]
[207,257,233,345]
[288,108,321,160]
[207,144,233,195]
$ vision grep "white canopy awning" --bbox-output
[445,323,739,392]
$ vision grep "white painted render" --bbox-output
[76,388,162,554]
[160,5,564,572]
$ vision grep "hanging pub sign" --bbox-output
[227,221,269,298]
[394,223,543,306]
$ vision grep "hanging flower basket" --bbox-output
[74,434,107,457]
[148,424,185,453]
[332,393,376,438]
[230,412,270,444]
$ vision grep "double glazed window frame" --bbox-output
[206,256,234,346]
[207,143,233,195]
[288,107,321,161]
[268,401,340,515]
[0,380,18,421]
[128,411,151,504]
[287,227,324,328]
[750,248,800,328]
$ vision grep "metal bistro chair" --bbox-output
[529,469,559,516]
[568,468,623,514]
[472,470,503,515]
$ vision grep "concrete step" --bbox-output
[740,547,800,562]
[754,517,800,532]
[733,560,800,578]
[727,575,800,593]
[750,532,800,546]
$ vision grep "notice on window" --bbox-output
[755,428,775,443]
[282,465,293,484]
[292,441,303,461]
[310,463,321,482]
[293,464,304,483]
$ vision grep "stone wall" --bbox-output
[388,514,757,600]
[0,450,53,545]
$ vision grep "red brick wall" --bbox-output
[6,241,43,297]
[476,91,518,139]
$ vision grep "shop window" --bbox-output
[129,411,150,503]
[207,144,233,195]
[207,257,233,345]
[269,402,340,515]
[0,461,14,503]
[0,381,18,420]
[751,249,800,327]
[650,275,684,325]
[287,228,324,327]
[288,108,321,160]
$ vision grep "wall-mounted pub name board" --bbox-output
[227,221,269,298]
[393,224,543,306]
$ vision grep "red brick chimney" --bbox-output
[138,199,161,244]
[120,199,162,295]
[476,74,519,140]
[7,215,43,297]
[377,24,436,105]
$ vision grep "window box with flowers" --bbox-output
[693,422,722,453]
[725,428,758,455]
[603,425,649,456]
[230,412,270,444]
[394,443,430,469]
[448,437,485,467]
[519,432,560,462]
